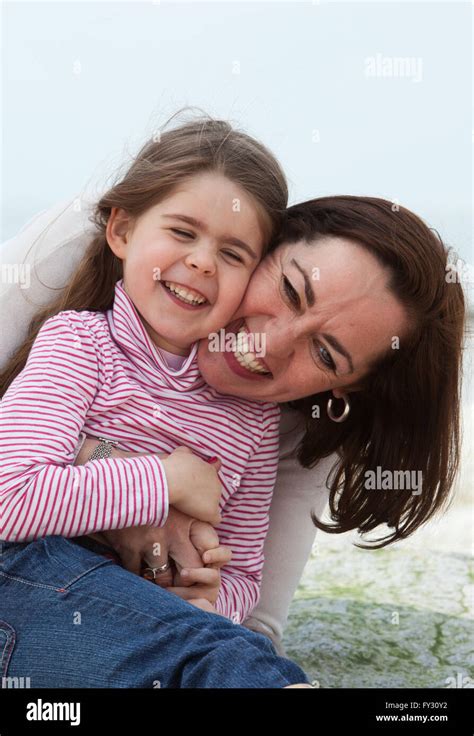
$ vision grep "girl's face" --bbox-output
[197,237,409,402]
[106,171,266,354]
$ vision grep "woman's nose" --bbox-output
[264,320,297,358]
[184,245,216,276]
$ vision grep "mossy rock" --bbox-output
[283,541,473,688]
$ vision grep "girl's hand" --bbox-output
[169,541,233,605]
[161,447,223,526]
[168,566,221,606]
[187,598,222,615]
[172,538,232,585]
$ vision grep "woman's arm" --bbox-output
[1,196,95,372]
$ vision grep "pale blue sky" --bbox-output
[3,1,472,268]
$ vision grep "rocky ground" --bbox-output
[283,499,473,688]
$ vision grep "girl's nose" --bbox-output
[184,245,216,276]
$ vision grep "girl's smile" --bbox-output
[105,171,267,356]
[160,280,210,309]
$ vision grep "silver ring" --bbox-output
[143,561,171,580]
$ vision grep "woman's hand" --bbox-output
[73,437,231,589]
[75,437,232,592]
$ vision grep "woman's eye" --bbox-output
[315,342,336,371]
[282,275,300,308]
[171,228,194,238]
[223,250,244,263]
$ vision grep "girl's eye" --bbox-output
[282,275,301,308]
[171,228,194,238]
[223,250,244,263]
[314,341,336,372]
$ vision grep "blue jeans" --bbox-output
[0,536,309,688]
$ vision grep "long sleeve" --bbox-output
[1,312,169,542]
[214,404,280,623]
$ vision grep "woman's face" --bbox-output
[197,236,409,402]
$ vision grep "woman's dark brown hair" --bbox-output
[0,113,288,394]
[277,195,466,548]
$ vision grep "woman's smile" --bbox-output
[221,319,273,380]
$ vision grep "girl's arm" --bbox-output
[1,312,221,542]
[241,406,334,652]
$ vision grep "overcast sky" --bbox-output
[3,1,472,273]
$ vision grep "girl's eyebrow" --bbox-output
[163,214,257,260]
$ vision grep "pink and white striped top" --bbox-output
[1,279,281,621]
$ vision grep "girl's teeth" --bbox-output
[164,281,206,305]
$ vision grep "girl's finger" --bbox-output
[167,585,210,601]
[188,599,218,613]
[202,545,232,566]
[179,567,219,586]
[189,520,219,555]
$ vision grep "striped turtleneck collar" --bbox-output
[106,279,205,392]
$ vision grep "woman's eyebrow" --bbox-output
[163,214,257,259]
[291,258,315,306]
[290,257,354,373]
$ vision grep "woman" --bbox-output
[0,164,465,686]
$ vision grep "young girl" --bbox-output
[1,117,289,625]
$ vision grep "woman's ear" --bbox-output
[106,207,133,259]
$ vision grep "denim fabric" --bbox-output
[0,536,309,688]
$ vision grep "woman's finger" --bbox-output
[119,548,142,576]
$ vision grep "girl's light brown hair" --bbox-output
[276,195,466,548]
[1,113,288,393]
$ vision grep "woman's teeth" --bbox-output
[233,325,270,375]
[164,281,207,306]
